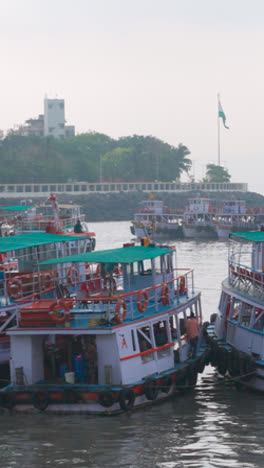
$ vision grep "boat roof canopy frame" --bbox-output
[229,231,264,243]
[38,245,173,266]
[0,232,91,253]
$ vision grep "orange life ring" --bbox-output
[7,278,23,299]
[115,300,127,323]
[137,289,149,313]
[103,277,117,293]
[67,267,79,286]
[41,271,53,290]
[49,300,71,324]
[161,284,169,305]
[179,276,186,295]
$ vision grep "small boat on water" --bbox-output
[0,193,96,244]
[206,230,264,391]
[130,197,183,239]
[0,241,209,414]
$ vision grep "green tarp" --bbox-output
[0,232,91,253]
[39,245,172,266]
[0,206,34,211]
[229,231,264,243]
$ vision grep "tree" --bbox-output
[204,164,231,183]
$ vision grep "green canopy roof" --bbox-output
[39,245,172,266]
[0,206,34,211]
[229,231,264,243]
[0,232,91,253]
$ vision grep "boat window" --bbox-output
[137,326,154,363]
[231,300,241,321]
[154,321,168,347]
[253,308,264,331]
[240,303,252,327]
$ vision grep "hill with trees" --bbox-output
[0,133,191,183]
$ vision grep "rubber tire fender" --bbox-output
[0,392,16,410]
[160,375,172,394]
[144,378,159,401]
[118,388,135,411]
[97,390,115,408]
[32,392,50,411]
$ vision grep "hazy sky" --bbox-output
[1,0,264,193]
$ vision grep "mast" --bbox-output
[217,93,220,166]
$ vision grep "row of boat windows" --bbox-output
[130,309,193,363]
[225,295,264,331]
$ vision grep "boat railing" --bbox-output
[229,259,264,298]
[52,268,195,326]
[14,214,86,232]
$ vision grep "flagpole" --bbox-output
[217,93,220,166]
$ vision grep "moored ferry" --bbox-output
[206,231,264,390]
[0,242,209,414]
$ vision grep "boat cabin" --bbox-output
[223,200,246,215]
[7,244,201,388]
[185,198,212,215]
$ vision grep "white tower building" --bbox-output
[44,98,65,138]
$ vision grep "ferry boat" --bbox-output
[214,200,258,240]
[182,198,217,240]
[0,242,209,413]
[0,231,95,372]
[206,230,264,391]
[131,197,182,239]
[1,194,96,246]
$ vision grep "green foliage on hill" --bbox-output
[0,133,191,183]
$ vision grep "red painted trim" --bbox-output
[120,342,174,361]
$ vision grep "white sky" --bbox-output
[1,0,264,193]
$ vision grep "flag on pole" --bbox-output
[218,98,229,129]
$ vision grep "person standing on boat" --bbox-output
[186,312,199,358]
[74,218,83,233]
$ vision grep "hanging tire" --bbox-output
[197,356,205,374]
[160,375,172,394]
[0,392,16,409]
[186,364,198,387]
[144,378,159,400]
[217,348,229,376]
[97,390,115,408]
[240,355,256,382]
[32,392,50,411]
[228,351,241,377]
[119,388,135,411]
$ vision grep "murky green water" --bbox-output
[1,222,264,468]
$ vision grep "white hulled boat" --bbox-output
[206,230,264,391]
[0,242,209,414]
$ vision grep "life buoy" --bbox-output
[144,378,159,400]
[103,277,117,294]
[67,266,79,286]
[137,289,149,313]
[97,390,115,408]
[118,388,135,411]
[179,276,186,295]
[161,284,169,305]
[41,271,53,290]
[115,300,127,323]
[49,300,71,324]
[7,278,23,299]
[32,392,50,411]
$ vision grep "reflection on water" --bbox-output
[1,222,264,468]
